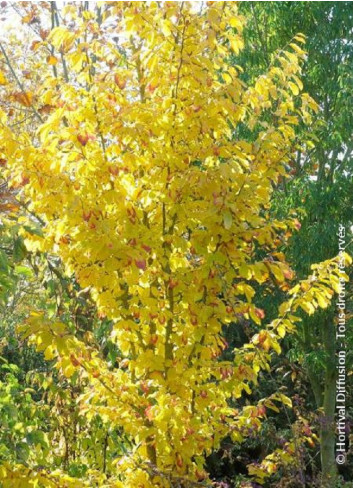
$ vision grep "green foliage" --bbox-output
[0,361,49,465]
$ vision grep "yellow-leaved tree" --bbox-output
[0,2,349,487]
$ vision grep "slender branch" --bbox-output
[0,43,43,123]
[52,2,69,82]
[50,3,58,78]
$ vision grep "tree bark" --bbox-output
[320,316,338,485]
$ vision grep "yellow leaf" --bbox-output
[230,38,240,55]
[277,324,286,338]
[222,72,232,84]
[229,17,242,31]
[289,43,305,56]
[161,20,171,37]
[288,82,299,96]
[0,71,8,85]
[294,33,306,44]
[239,264,252,281]
[270,264,285,283]
[277,393,292,408]
[316,292,329,308]
[265,400,280,413]
[48,26,75,51]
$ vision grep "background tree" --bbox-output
[238,1,353,484]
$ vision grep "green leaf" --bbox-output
[14,265,33,277]
[13,237,27,262]
[0,250,9,272]
[23,224,43,238]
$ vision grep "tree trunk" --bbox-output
[303,321,323,408]
[320,316,338,485]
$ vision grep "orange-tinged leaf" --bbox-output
[46,55,58,66]
[12,91,33,107]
